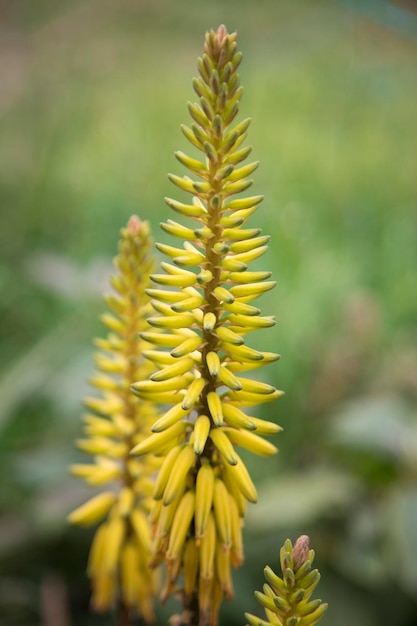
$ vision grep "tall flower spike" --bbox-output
[131,25,283,626]
[245,535,328,626]
[69,216,160,623]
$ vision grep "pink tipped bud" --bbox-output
[127,214,142,234]
[292,535,310,570]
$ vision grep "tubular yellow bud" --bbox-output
[195,461,215,540]
[229,493,244,566]
[155,242,188,258]
[87,523,107,576]
[222,227,261,241]
[250,417,283,436]
[172,295,204,311]
[213,478,232,548]
[100,313,125,334]
[76,437,113,455]
[182,377,206,410]
[145,288,187,303]
[228,389,284,407]
[210,428,238,465]
[131,375,189,396]
[228,313,275,329]
[216,325,245,345]
[171,334,202,358]
[199,512,216,580]
[118,487,134,517]
[217,365,242,391]
[224,343,264,362]
[131,420,187,456]
[223,428,278,456]
[68,492,116,526]
[223,301,261,316]
[120,542,139,606]
[130,509,152,552]
[166,490,196,562]
[83,415,118,437]
[225,453,257,502]
[237,378,276,395]
[161,218,200,239]
[216,545,234,599]
[103,516,125,573]
[152,272,197,287]
[222,403,256,430]
[228,270,272,283]
[229,235,270,254]
[213,286,235,303]
[197,268,213,284]
[193,414,211,455]
[163,444,196,505]
[148,313,195,329]
[207,391,223,426]
[203,311,217,331]
[151,403,188,432]
[153,445,184,499]
[139,331,184,347]
[151,356,195,382]
[206,351,221,377]
[221,256,248,272]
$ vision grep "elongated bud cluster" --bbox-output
[245,536,328,626]
[69,216,160,622]
[131,26,283,626]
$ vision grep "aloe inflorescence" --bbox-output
[131,25,283,626]
[245,536,328,626]
[69,216,160,622]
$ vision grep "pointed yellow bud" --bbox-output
[68,492,116,526]
[163,444,196,505]
[131,420,187,456]
[213,478,232,548]
[222,403,256,430]
[216,325,244,345]
[102,516,125,573]
[250,417,283,436]
[118,487,134,517]
[217,365,242,391]
[207,391,223,426]
[206,351,221,377]
[153,445,184,499]
[203,311,217,331]
[151,356,195,382]
[151,403,188,432]
[166,490,196,561]
[199,512,216,580]
[170,334,202,358]
[130,509,152,552]
[195,461,215,540]
[210,428,238,465]
[224,428,278,456]
[193,414,211,455]
[181,377,206,410]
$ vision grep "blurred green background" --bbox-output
[1,0,417,624]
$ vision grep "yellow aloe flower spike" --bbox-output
[69,216,160,623]
[132,25,283,626]
[245,535,328,626]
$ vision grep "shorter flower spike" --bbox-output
[245,536,328,626]
[69,216,160,622]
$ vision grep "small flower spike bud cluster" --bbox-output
[245,536,328,626]
[131,25,283,626]
[69,216,160,622]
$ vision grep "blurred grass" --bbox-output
[1,0,417,624]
